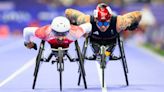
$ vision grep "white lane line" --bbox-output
[95,62,108,92]
[0,58,35,87]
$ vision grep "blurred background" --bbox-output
[0,0,164,56]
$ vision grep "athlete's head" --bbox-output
[51,16,70,36]
[93,3,112,32]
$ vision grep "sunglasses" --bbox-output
[97,21,110,27]
[52,29,69,36]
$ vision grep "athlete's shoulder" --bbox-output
[69,24,80,30]
[37,25,51,31]
[35,25,51,39]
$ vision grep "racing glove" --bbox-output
[126,22,139,31]
[24,41,37,50]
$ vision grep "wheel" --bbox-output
[59,70,62,91]
[82,37,89,59]
[75,40,87,89]
[120,41,128,73]
[58,47,64,91]
[78,37,88,86]
[33,48,42,76]
[34,40,45,76]
[118,36,129,86]
[32,40,45,89]
[102,67,104,87]
[100,46,106,88]
[101,50,105,87]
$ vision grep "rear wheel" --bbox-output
[120,41,128,73]
[78,37,88,86]
[75,40,87,89]
[118,36,129,86]
[32,40,45,89]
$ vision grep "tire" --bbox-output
[32,40,45,89]
[58,48,63,91]
[75,40,87,89]
[118,38,129,86]
[59,70,62,91]
[78,38,88,86]
[100,46,106,88]
[120,41,128,73]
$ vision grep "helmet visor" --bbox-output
[52,29,69,36]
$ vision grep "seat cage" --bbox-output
[45,47,75,63]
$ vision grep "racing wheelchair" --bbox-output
[32,40,87,91]
[78,34,129,87]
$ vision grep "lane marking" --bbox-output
[0,58,35,87]
[95,62,108,92]
[0,47,50,87]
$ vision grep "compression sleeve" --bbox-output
[79,23,92,33]
[23,27,38,43]
[67,23,92,41]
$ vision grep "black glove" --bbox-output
[71,22,78,25]
[126,22,139,31]
[33,43,37,50]
[24,42,37,50]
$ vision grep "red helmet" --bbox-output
[94,3,112,21]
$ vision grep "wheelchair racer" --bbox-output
[23,16,91,49]
[65,3,142,60]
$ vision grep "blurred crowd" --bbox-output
[0,0,164,50]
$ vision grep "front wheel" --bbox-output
[59,70,62,91]
[58,47,64,91]
[100,46,106,88]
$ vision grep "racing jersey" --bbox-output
[23,23,91,48]
[89,15,118,45]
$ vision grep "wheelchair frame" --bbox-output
[32,40,87,91]
[78,34,129,87]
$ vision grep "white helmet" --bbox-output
[51,16,71,33]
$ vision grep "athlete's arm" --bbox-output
[23,25,51,49]
[116,11,142,32]
[65,8,90,25]
[67,23,92,41]
[23,27,38,49]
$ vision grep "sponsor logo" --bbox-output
[93,31,99,35]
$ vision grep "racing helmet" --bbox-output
[93,3,112,21]
[51,16,71,36]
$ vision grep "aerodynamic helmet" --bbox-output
[51,16,70,36]
[93,3,112,21]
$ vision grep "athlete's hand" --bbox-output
[126,22,139,31]
[24,41,37,50]
[83,33,89,37]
